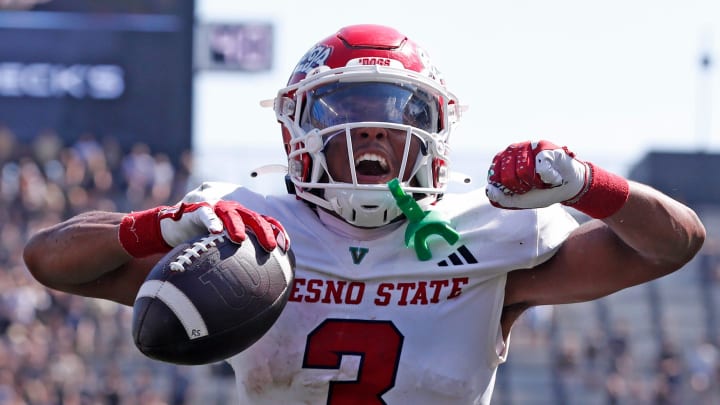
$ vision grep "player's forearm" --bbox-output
[23,211,133,289]
[603,181,705,267]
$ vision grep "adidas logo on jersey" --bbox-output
[437,245,477,267]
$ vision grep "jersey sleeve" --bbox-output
[178,181,274,211]
[436,189,579,276]
[529,204,579,268]
[179,181,244,204]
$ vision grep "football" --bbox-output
[131,232,295,365]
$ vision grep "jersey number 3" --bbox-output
[303,319,404,405]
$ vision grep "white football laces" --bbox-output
[169,233,226,272]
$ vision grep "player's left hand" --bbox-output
[485,140,588,209]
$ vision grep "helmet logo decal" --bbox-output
[346,57,403,69]
[417,47,444,83]
[292,45,332,76]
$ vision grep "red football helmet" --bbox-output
[273,24,462,227]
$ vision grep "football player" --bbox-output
[23,24,705,405]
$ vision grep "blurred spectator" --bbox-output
[524,305,554,346]
[151,153,176,205]
[30,129,62,167]
[607,320,632,373]
[687,339,719,400]
[0,126,19,163]
[582,327,607,390]
[655,338,684,404]
[122,142,157,208]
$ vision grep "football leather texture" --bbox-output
[132,232,295,365]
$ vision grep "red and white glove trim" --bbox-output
[119,206,173,258]
[562,162,629,219]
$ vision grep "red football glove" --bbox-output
[213,200,289,252]
[486,140,629,218]
[119,201,289,258]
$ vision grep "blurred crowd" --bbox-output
[510,295,720,404]
[552,320,720,404]
[0,126,206,405]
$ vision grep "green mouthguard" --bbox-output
[387,179,460,261]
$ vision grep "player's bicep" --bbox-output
[505,220,659,307]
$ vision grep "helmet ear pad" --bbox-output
[432,158,449,189]
[285,144,314,185]
[281,123,293,149]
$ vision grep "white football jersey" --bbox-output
[181,182,578,405]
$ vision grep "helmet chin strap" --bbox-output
[324,187,403,228]
[315,208,405,238]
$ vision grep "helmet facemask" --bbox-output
[276,65,459,228]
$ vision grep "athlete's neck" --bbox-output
[316,209,403,241]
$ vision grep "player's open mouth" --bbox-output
[355,153,390,176]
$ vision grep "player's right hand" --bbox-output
[157,202,223,247]
[211,200,289,252]
[159,201,289,252]
[119,201,289,258]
